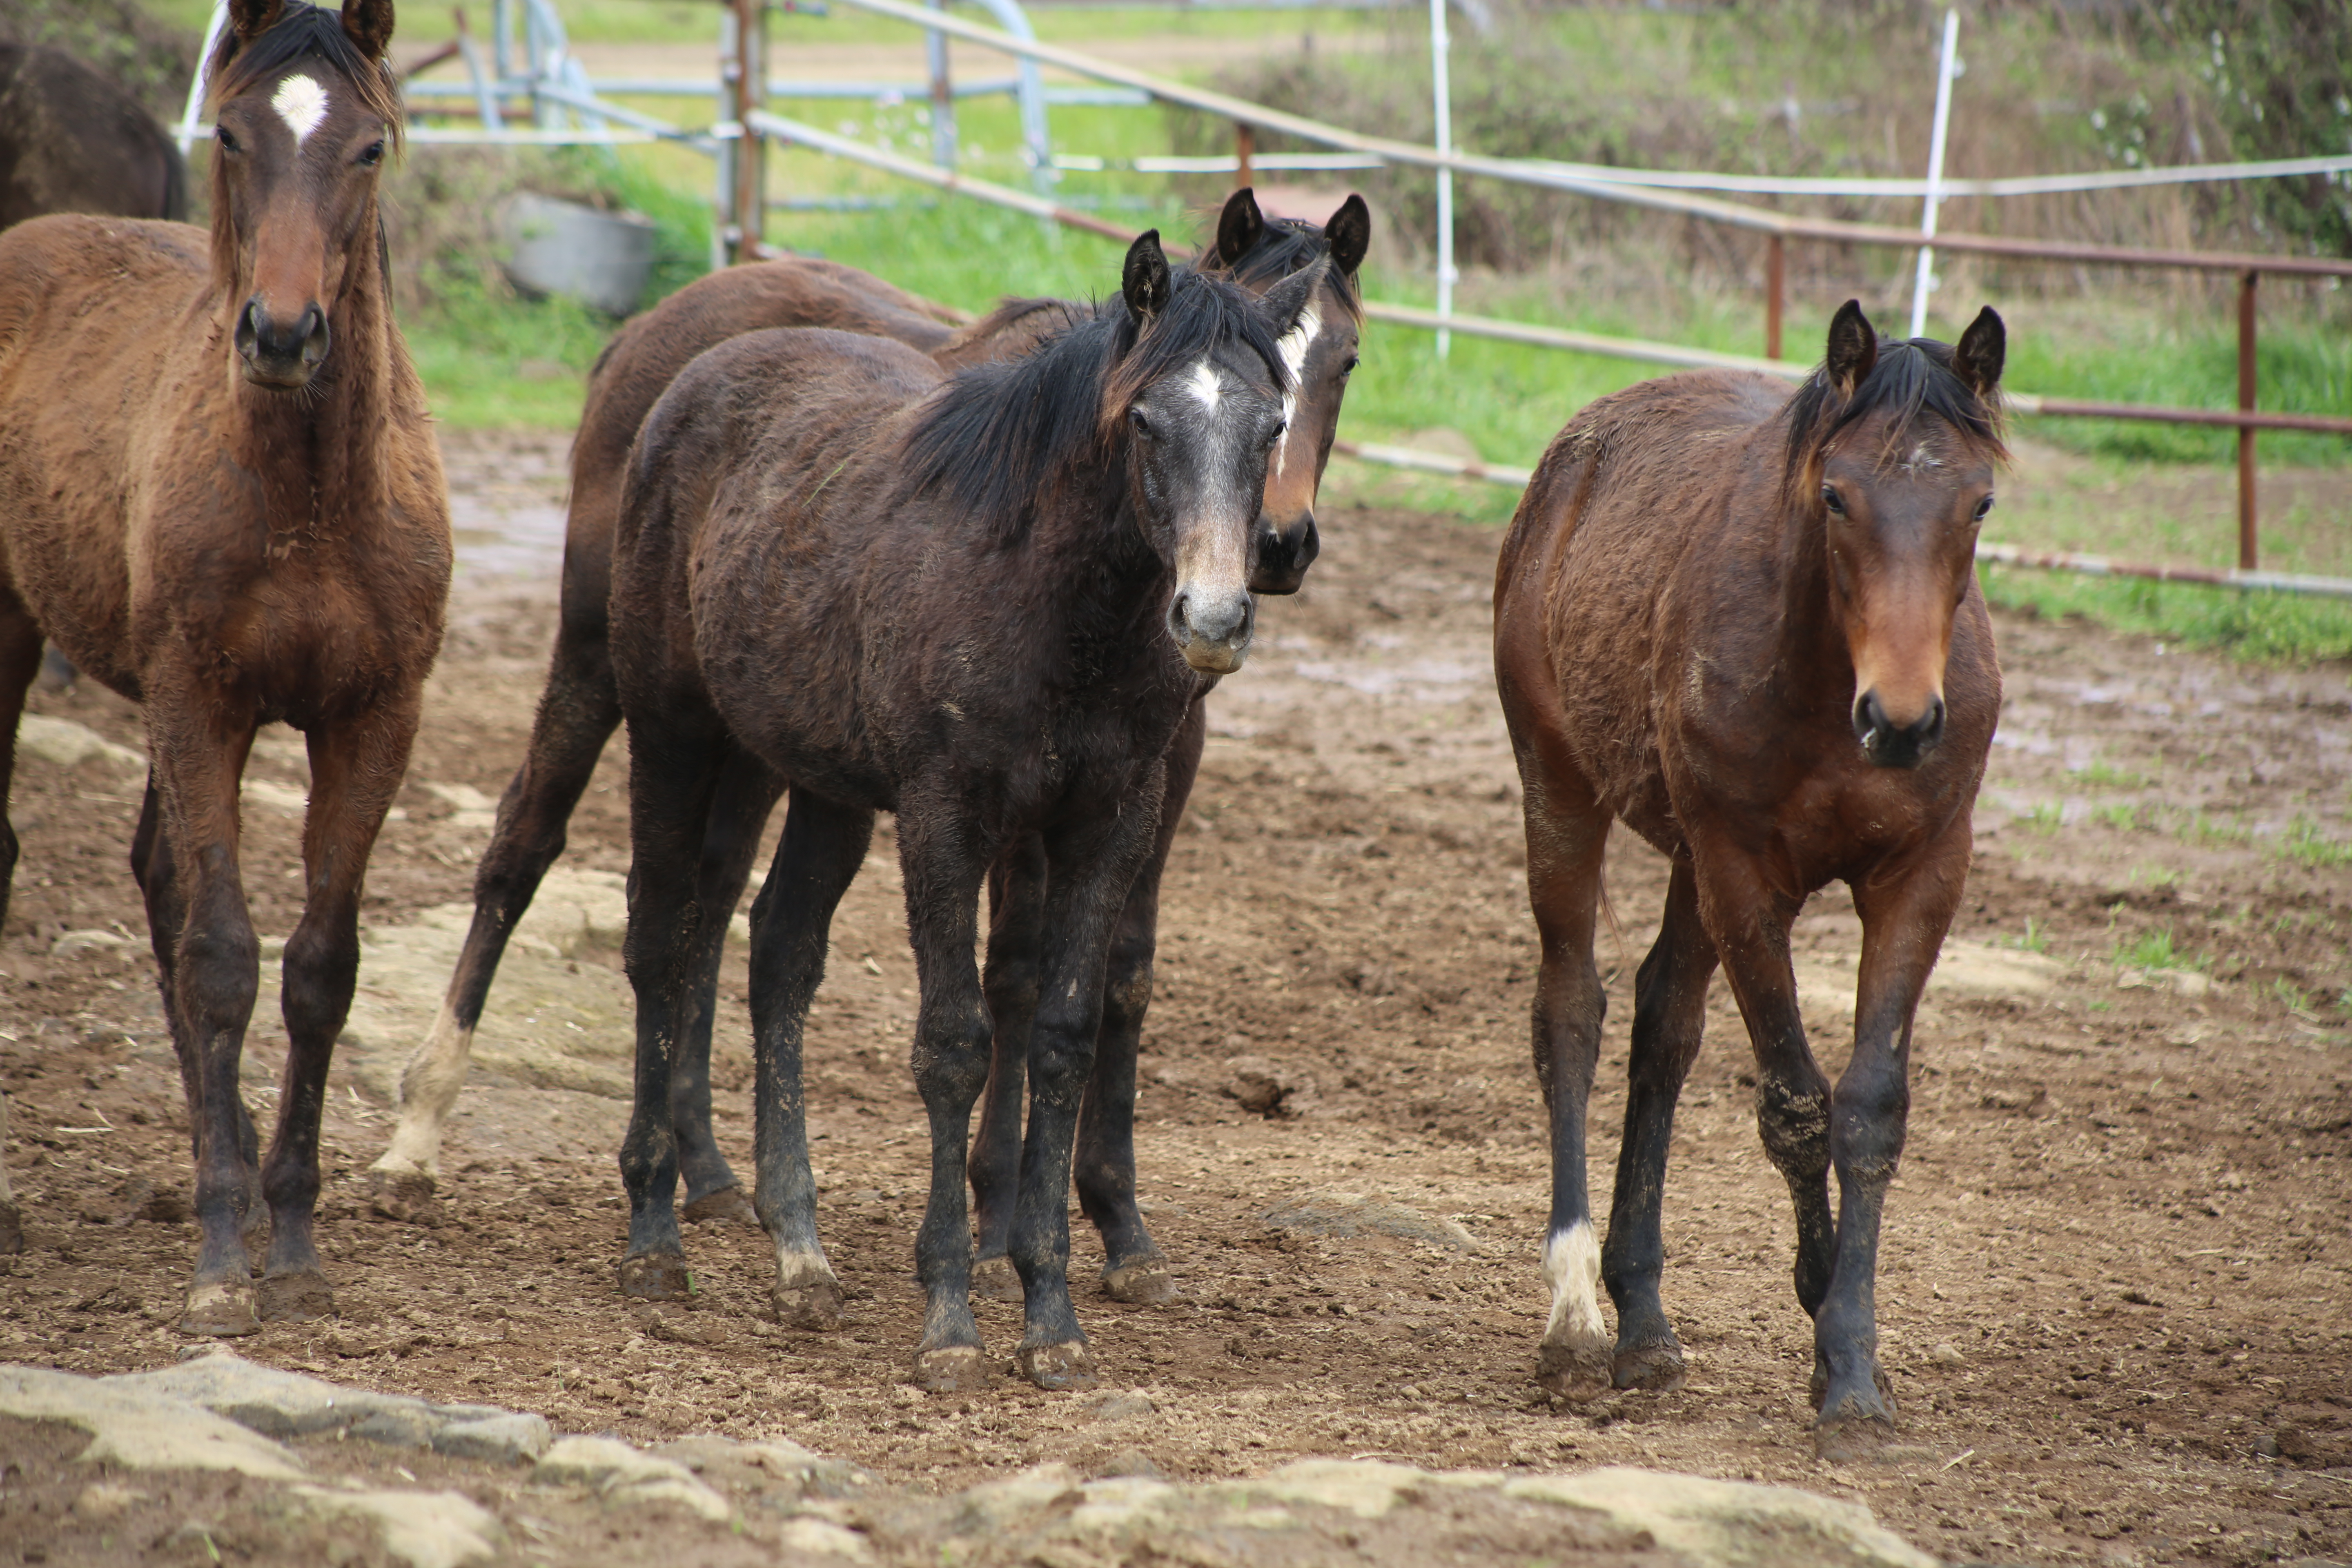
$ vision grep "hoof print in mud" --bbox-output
[969,1255,1023,1303]
[1017,1341,1100,1392]
[1102,1258,1176,1305]
[181,1281,261,1338]
[1536,1342,1615,1403]
[368,1168,442,1227]
[771,1281,844,1331]
[257,1270,336,1323]
[912,1346,989,1394]
[681,1186,760,1228]
[618,1253,693,1301]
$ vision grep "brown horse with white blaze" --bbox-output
[0,0,449,1321]
[1493,301,2006,1457]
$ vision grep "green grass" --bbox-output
[2276,817,2352,870]
[2114,926,2206,973]
[1979,565,2352,664]
[2009,916,2051,954]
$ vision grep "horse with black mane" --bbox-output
[1494,301,2007,1456]
[0,0,448,1321]
[609,233,1319,1390]
[369,189,1369,1313]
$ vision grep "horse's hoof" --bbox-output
[369,1167,442,1227]
[912,1346,989,1394]
[1536,1341,1615,1403]
[181,1280,260,1337]
[0,1200,21,1255]
[1017,1340,1099,1392]
[618,1252,692,1301]
[258,1270,336,1323]
[772,1281,844,1332]
[1613,1337,1688,1393]
[1102,1256,1176,1305]
[1812,1410,1901,1465]
[682,1185,760,1228]
[970,1254,1022,1303]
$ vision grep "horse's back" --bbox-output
[0,46,187,230]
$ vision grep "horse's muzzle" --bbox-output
[1170,586,1254,674]
[1247,512,1320,596]
[235,296,331,388]
[1853,690,1945,769]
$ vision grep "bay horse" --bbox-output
[0,43,189,230]
[610,234,1319,1391]
[0,0,449,1324]
[367,190,1368,1313]
[1493,301,2006,1457]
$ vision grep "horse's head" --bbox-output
[1794,300,2007,769]
[1109,231,1321,675]
[205,0,401,389]
[1203,187,1371,595]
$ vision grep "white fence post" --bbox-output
[176,3,229,156]
[1909,8,1960,339]
[1430,0,1454,360]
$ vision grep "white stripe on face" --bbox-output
[1185,358,1223,412]
[272,73,330,146]
[1272,299,1323,478]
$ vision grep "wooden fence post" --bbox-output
[1765,233,1784,360]
[2238,268,2258,571]
[1234,121,1254,190]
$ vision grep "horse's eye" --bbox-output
[216,126,241,154]
[358,140,385,167]
[1128,408,1152,438]
[1972,494,1995,521]
[1340,355,1360,377]
[1821,484,1846,515]
[1263,421,1287,451]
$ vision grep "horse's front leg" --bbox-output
[1009,777,1164,1391]
[897,799,997,1392]
[1688,841,1831,1375]
[970,833,1047,1303]
[261,700,420,1321]
[1072,695,1204,1307]
[745,789,871,1329]
[142,703,263,1335]
[1811,819,1970,1458]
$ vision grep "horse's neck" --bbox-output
[1030,472,1165,656]
[222,227,402,541]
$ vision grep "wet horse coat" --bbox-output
[0,0,448,1318]
[1494,302,2007,1455]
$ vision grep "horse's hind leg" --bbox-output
[370,618,621,1223]
[0,602,40,1255]
[1601,855,1717,1391]
[1073,695,1204,1307]
[616,718,728,1301]
[671,754,783,1226]
[260,703,420,1322]
[745,789,871,1329]
[971,833,1046,1303]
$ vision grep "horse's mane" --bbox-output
[1781,336,2007,505]
[1205,216,1363,326]
[899,268,1292,544]
[204,2,404,287]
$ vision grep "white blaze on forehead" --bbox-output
[1541,1219,1606,1345]
[272,73,330,146]
[1184,358,1223,412]
[1272,299,1323,478]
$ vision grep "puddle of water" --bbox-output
[448,493,568,590]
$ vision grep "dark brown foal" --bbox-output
[1494,301,2007,1457]
[0,0,447,1326]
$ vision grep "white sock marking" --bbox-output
[1185,358,1223,412]
[272,74,330,146]
[1542,1219,1605,1344]
[1272,300,1323,477]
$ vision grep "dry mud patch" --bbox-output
[1,431,2348,1566]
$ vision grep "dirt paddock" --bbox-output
[2,430,2348,1566]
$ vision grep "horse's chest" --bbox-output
[161,549,432,717]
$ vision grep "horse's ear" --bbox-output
[229,0,284,42]
[1122,230,1172,323]
[1953,306,2006,398]
[1214,188,1265,268]
[1324,194,1370,276]
[1824,299,1878,393]
[1258,261,1321,343]
[340,0,396,60]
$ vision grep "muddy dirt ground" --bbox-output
[3,430,2349,1567]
